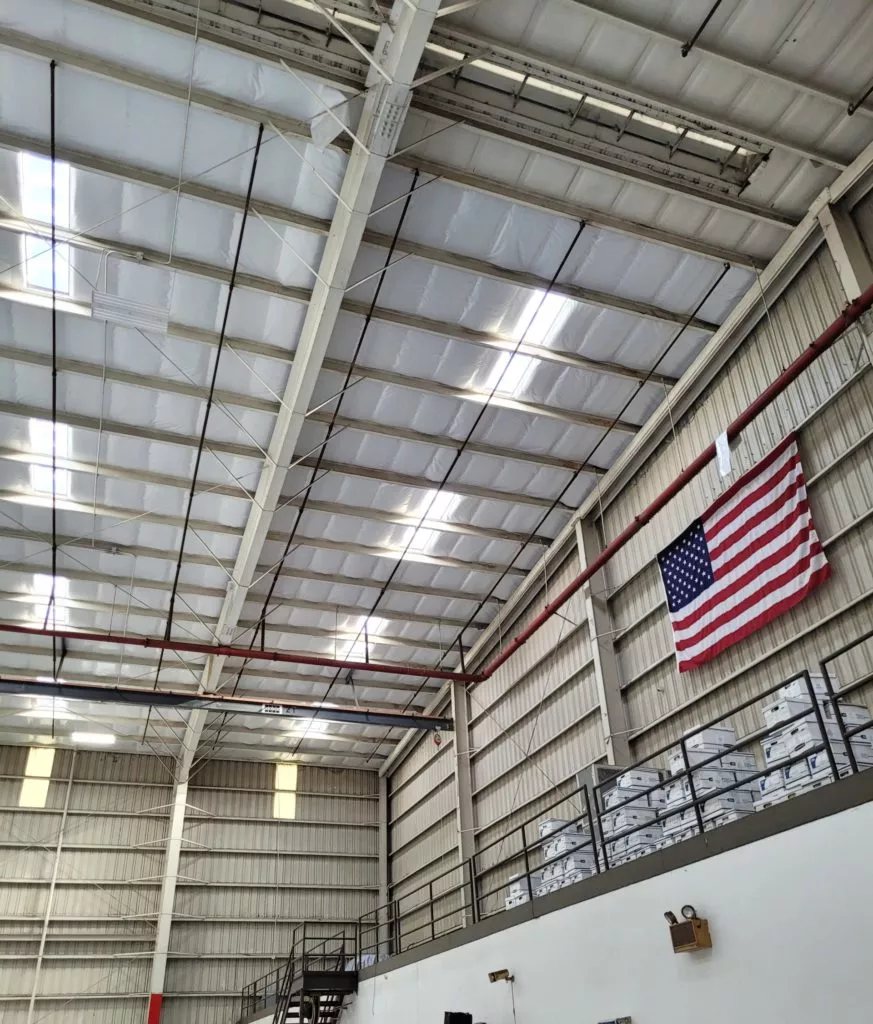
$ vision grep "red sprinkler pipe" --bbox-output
[2,283,872,684]
[480,280,873,679]
[0,623,481,684]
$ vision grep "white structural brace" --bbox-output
[148,1,440,1013]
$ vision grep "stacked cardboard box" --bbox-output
[753,676,873,808]
[504,871,543,910]
[537,817,594,891]
[659,725,757,847]
[600,768,664,864]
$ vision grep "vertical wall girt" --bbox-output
[377,774,390,957]
[147,708,205,1024]
[451,680,476,924]
[575,520,631,766]
[26,752,75,1024]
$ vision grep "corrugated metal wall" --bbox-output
[0,746,378,1023]
[385,214,873,920]
[387,715,461,945]
[0,746,168,1024]
[162,759,378,1024]
[469,548,601,913]
[603,241,873,761]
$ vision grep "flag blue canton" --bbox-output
[657,520,714,614]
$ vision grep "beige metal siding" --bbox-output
[0,749,378,1021]
[601,245,873,759]
[0,748,167,1024]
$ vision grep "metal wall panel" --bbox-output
[388,716,457,913]
[164,760,378,1018]
[470,553,599,845]
[0,748,169,1024]
[600,245,873,760]
[0,747,378,1021]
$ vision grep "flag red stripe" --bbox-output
[672,523,819,635]
[678,564,831,671]
[705,433,798,519]
[706,475,805,562]
[705,454,800,546]
[674,541,824,652]
[708,507,813,585]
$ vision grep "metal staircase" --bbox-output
[239,925,358,1024]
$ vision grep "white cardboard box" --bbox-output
[684,725,737,751]
[625,826,663,850]
[703,791,753,818]
[763,698,816,727]
[562,853,595,875]
[779,675,830,701]
[604,785,651,810]
[824,703,872,728]
[604,807,658,831]
[615,768,662,789]
[538,818,570,838]
[543,834,588,859]
[508,872,542,895]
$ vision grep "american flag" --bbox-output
[658,434,830,673]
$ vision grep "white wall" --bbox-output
[346,799,873,1024]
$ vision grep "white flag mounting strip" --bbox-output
[657,434,830,673]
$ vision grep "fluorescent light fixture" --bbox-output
[274,762,298,819]
[90,290,170,334]
[28,418,71,497]
[20,153,72,295]
[19,745,55,807]
[70,731,115,746]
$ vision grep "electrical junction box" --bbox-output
[670,916,712,953]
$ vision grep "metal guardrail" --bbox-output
[240,924,357,1020]
[355,659,873,962]
[238,645,873,1002]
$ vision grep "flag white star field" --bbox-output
[658,434,830,672]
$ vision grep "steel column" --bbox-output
[575,520,631,766]
[451,680,476,925]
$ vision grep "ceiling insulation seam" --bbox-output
[0,207,721,347]
[0,389,594,476]
[0,23,789,263]
[0,133,726,340]
[0,561,488,631]
[0,450,550,546]
[565,0,873,118]
[0,489,531,574]
[61,0,820,221]
[0,526,505,606]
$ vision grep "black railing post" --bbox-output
[467,856,480,924]
[521,823,534,902]
[583,784,601,875]
[820,664,858,774]
[594,785,610,870]
[805,669,841,781]
[429,881,436,941]
[395,899,403,953]
[680,736,706,835]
